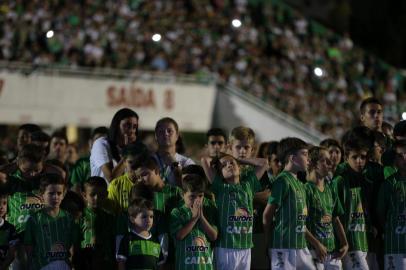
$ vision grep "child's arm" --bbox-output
[237,157,269,179]
[199,203,218,242]
[200,156,215,184]
[175,201,201,241]
[263,203,277,249]
[305,229,327,262]
[332,216,348,259]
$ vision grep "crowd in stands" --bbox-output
[1,0,405,139]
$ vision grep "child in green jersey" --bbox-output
[108,142,149,212]
[24,174,77,270]
[170,174,218,270]
[263,137,317,270]
[333,140,375,270]
[207,153,259,270]
[377,140,406,269]
[74,176,116,270]
[306,147,348,269]
[0,190,18,269]
[117,198,163,270]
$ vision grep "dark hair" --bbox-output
[308,146,327,172]
[182,165,206,179]
[343,139,369,157]
[130,183,155,202]
[182,174,206,193]
[372,131,386,149]
[128,198,154,217]
[320,138,341,149]
[18,144,44,163]
[31,131,50,143]
[155,117,179,133]
[108,108,139,161]
[137,156,160,172]
[45,159,68,176]
[18,124,41,133]
[50,130,68,144]
[39,173,66,194]
[268,141,279,156]
[277,137,308,165]
[393,139,406,151]
[91,126,109,140]
[341,126,374,151]
[175,135,186,154]
[61,190,85,218]
[0,189,9,200]
[394,121,406,138]
[257,142,270,158]
[82,176,107,193]
[206,128,227,143]
[122,142,149,158]
[360,97,382,114]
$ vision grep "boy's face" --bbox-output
[219,156,240,180]
[50,137,67,160]
[183,191,204,209]
[0,197,7,218]
[328,146,342,168]
[17,129,31,151]
[346,150,368,173]
[291,149,309,172]
[207,135,226,157]
[138,167,160,187]
[82,185,106,209]
[42,184,65,209]
[230,139,254,159]
[315,150,332,178]
[394,146,406,172]
[155,122,178,148]
[126,155,138,181]
[269,153,281,175]
[372,142,384,163]
[360,103,383,131]
[131,209,154,232]
[18,159,43,179]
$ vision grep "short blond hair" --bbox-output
[230,126,255,145]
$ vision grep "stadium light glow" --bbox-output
[152,33,162,42]
[46,30,54,39]
[402,112,406,120]
[314,67,323,77]
[232,19,242,28]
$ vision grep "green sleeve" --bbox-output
[204,200,218,232]
[169,207,185,239]
[331,176,344,210]
[332,185,345,217]
[69,159,90,186]
[23,216,35,246]
[267,177,288,206]
[211,174,223,195]
[377,180,392,221]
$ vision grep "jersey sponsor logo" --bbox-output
[228,208,253,222]
[348,224,365,232]
[185,237,209,252]
[350,202,365,219]
[297,207,308,221]
[184,256,213,265]
[19,196,44,210]
[395,225,406,234]
[46,243,68,259]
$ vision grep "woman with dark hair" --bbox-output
[90,108,139,183]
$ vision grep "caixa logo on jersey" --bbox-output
[295,207,308,233]
[185,237,209,252]
[395,210,406,234]
[46,243,68,259]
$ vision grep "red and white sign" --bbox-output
[0,71,216,131]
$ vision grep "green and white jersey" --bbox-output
[5,175,43,234]
[24,209,77,269]
[154,185,182,215]
[117,230,162,270]
[107,173,134,211]
[211,170,259,249]
[69,156,90,187]
[333,174,369,252]
[268,171,308,249]
[79,207,116,263]
[170,202,217,270]
[377,173,406,254]
[305,182,344,252]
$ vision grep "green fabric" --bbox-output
[170,202,217,270]
[69,156,90,187]
[267,171,308,249]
